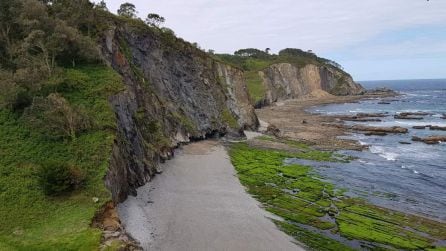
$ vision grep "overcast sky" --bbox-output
[97,0,446,81]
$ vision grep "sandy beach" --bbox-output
[118,140,303,251]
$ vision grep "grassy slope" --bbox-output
[0,66,124,250]
[229,138,446,251]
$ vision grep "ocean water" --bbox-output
[293,79,446,221]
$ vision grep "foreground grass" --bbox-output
[0,66,124,250]
[229,140,446,250]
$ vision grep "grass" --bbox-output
[221,108,239,129]
[0,65,124,250]
[229,139,446,250]
[245,71,266,103]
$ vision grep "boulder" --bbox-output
[351,125,408,134]
[266,124,281,137]
[413,125,429,129]
[412,136,446,145]
[394,114,423,120]
[365,132,388,136]
[399,141,412,145]
[429,125,446,131]
[356,112,388,118]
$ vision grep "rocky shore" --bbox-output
[255,93,398,151]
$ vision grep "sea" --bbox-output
[291,79,446,221]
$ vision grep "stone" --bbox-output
[394,115,423,120]
[429,125,446,131]
[399,141,412,145]
[412,136,446,145]
[351,125,408,134]
[266,124,281,137]
[364,132,388,136]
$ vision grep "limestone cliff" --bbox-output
[101,24,258,202]
[259,63,364,106]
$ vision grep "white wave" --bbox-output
[394,120,446,127]
[381,152,399,161]
[413,170,419,174]
[404,93,430,97]
[370,146,399,161]
[358,141,367,146]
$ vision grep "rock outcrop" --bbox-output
[101,25,258,202]
[351,125,409,134]
[412,136,446,145]
[258,63,364,105]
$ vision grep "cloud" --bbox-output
[99,0,446,52]
[97,0,446,79]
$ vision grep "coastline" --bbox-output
[237,92,446,250]
[117,92,446,251]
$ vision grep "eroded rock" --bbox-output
[412,136,446,145]
[351,125,408,134]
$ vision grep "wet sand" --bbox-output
[118,140,303,251]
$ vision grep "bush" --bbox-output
[37,162,85,195]
[24,93,92,140]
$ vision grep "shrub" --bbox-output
[37,162,85,195]
[24,93,92,140]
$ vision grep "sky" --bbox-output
[97,0,446,81]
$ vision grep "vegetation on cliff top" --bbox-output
[229,138,446,250]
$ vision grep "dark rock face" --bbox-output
[259,63,365,105]
[101,26,258,202]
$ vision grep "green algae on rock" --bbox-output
[229,140,446,250]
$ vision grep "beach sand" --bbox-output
[118,140,303,251]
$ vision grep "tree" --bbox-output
[234,48,268,58]
[0,70,22,109]
[265,48,271,54]
[145,13,165,27]
[24,93,91,140]
[117,2,137,18]
[0,0,21,66]
[95,0,108,11]
[37,161,85,195]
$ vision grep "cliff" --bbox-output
[100,23,258,202]
[259,63,365,106]
[215,49,365,107]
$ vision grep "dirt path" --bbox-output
[118,140,303,251]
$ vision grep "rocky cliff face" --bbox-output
[101,24,258,202]
[259,63,364,105]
